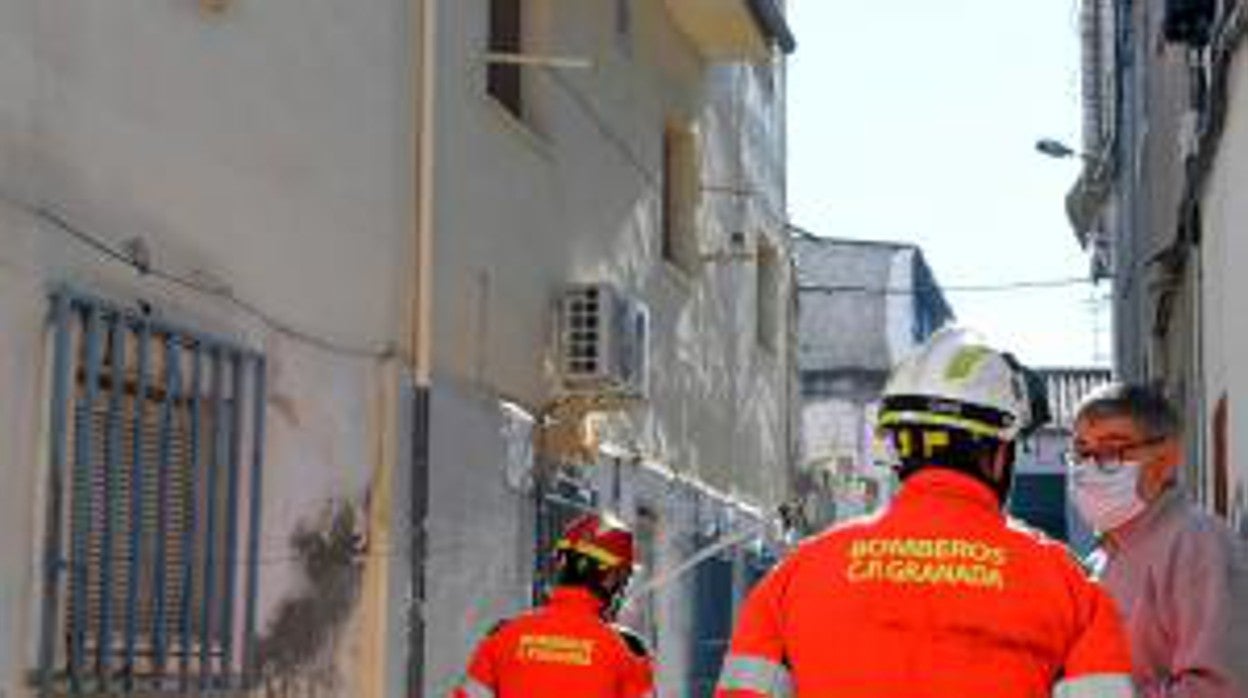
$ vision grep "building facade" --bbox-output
[1066,0,1248,534]
[792,232,953,529]
[1,0,419,695]
[423,2,796,695]
[0,0,796,697]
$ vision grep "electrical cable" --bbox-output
[541,63,781,218]
[798,276,1099,296]
[943,277,1097,292]
[8,193,396,361]
[541,65,658,187]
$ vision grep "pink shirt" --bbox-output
[1090,487,1247,698]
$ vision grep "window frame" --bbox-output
[661,119,703,277]
[614,0,633,55]
[38,288,267,695]
[755,237,781,352]
[488,0,525,118]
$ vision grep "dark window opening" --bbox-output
[39,290,266,694]
[488,0,523,117]
[756,240,780,351]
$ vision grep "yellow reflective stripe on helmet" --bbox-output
[556,540,624,567]
[1053,673,1135,698]
[716,655,791,696]
[878,411,1007,439]
[923,429,950,458]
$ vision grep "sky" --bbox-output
[786,0,1112,367]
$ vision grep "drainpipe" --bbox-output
[407,0,437,693]
[784,253,801,526]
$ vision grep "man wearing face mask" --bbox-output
[1070,383,1246,698]
[715,328,1134,698]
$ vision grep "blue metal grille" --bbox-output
[687,542,734,698]
[39,288,266,695]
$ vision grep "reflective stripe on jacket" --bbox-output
[715,469,1135,697]
[451,587,654,698]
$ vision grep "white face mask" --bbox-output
[1069,460,1147,533]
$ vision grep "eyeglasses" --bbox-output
[1064,437,1165,472]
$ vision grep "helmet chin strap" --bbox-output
[984,442,1016,506]
[598,574,630,620]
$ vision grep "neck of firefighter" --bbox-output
[556,574,626,620]
[598,568,629,620]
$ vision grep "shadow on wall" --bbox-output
[257,501,368,697]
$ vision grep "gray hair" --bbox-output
[1075,382,1182,439]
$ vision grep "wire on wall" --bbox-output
[13,194,396,360]
[540,66,658,187]
[798,276,1100,296]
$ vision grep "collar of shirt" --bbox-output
[547,586,606,616]
[1103,485,1184,553]
[893,468,1003,518]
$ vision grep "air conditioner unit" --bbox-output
[558,284,649,399]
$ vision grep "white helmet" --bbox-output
[878,327,1047,442]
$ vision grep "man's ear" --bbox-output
[1142,437,1183,499]
[1158,438,1182,471]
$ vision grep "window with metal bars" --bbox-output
[38,288,267,695]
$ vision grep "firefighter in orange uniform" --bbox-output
[715,328,1135,698]
[452,513,654,698]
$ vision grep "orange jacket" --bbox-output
[715,469,1134,698]
[452,587,654,698]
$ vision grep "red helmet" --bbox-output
[555,513,635,575]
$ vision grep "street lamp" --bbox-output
[1036,137,1114,257]
[1035,138,1082,160]
[1035,137,1111,176]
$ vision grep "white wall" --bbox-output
[1201,45,1248,534]
[423,386,536,697]
[430,0,788,501]
[0,0,415,694]
[423,0,791,693]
